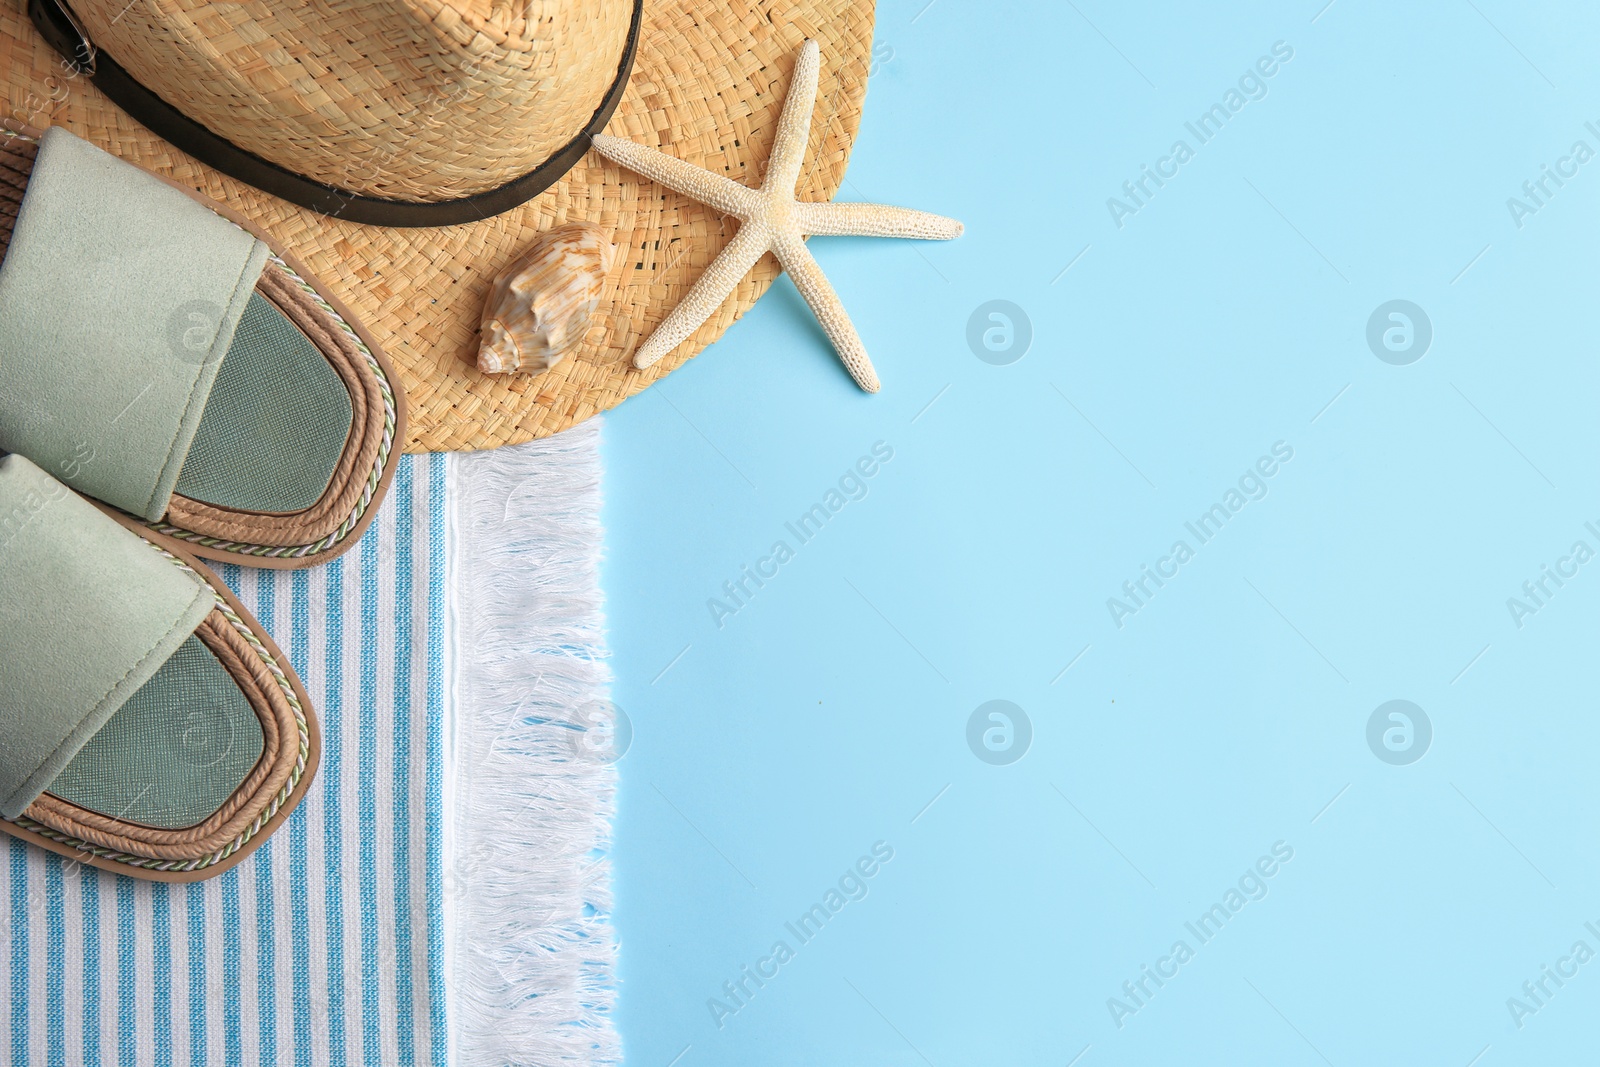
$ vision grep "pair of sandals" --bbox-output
[0,123,405,880]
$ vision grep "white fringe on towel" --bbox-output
[446,421,619,1066]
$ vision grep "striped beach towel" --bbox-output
[1,426,617,1066]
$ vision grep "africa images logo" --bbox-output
[1106,41,1295,229]
[1366,700,1431,766]
[707,442,894,629]
[1107,841,1295,1029]
[706,842,895,1030]
[966,701,1031,766]
[966,301,1032,365]
[1504,522,1600,630]
[1105,442,1294,629]
[1365,300,1432,365]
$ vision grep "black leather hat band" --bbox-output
[27,0,644,228]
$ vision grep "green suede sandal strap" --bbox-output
[0,454,213,819]
[0,127,269,522]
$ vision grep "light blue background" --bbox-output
[604,1,1600,1063]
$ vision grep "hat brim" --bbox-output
[0,2,874,452]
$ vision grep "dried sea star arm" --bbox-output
[591,135,757,218]
[772,231,879,392]
[763,40,822,196]
[794,200,964,240]
[632,222,771,369]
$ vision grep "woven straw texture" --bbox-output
[70,0,635,202]
[0,0,875,453]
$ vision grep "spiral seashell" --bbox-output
[477,222,615,374]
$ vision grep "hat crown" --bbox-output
[72,0,635,203]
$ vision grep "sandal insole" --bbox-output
[47,636,264,830]
[174,291,354,515]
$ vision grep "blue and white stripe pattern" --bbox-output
[0,454,451,1067]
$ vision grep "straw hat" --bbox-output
[1,0,874,451]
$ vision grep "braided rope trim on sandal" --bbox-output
[143,253,399,560]
[8,552,311,874]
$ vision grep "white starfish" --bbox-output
[592,39,963,393]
